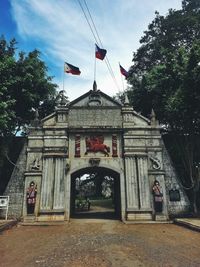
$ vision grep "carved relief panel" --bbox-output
[71,133,121,158]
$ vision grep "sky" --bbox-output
[0,0,182,101]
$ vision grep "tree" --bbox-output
[127,0,200,213]
[0,36,58,136]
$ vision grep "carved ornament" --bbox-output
[149,156,161,170]
[89,158,100,166]
[30,158,40,171]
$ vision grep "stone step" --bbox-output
[23,216,36,223]
[155,214,168,221]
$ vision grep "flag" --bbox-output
[64,62,81,75]
[119,64,128,78]
[95,44,107,60]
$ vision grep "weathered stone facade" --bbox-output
[4,142,27,219]
[6,88,190,221]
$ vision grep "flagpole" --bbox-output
[63,62,65,91]
[94,45,96,82]
[119,62,125,91]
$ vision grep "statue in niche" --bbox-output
[85,135,110,157]
[30,158,40,170]
[26,181,37,214]
[152,180,163,213]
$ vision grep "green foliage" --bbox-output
[128,0,200,135]
[127,0,200,212]
[0,36,57,136]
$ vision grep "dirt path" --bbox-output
[0,219,200,267]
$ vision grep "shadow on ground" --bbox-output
[71,211,119,220]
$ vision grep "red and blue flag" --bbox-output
[95,44,107,60]
[119,64,128,78]
[64,62,81,75]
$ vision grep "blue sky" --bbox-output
[0,0,182,101]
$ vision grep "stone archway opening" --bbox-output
[70,167,121,220]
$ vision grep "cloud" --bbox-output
[11,0,181,101]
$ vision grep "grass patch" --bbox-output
[90,198,113,208]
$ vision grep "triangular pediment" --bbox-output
[69,90,121,108]
[41,89,151,128]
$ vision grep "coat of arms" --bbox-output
[85,135,110,156]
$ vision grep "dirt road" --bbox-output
[0,219,200,267]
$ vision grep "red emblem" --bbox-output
[85,136,110,156]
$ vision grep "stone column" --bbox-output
[125,154,153,220]
[53,158,65,209]
[40,158,54,210]
[64,171,71,220]
[137,156,151,210]
[125,156,139,210]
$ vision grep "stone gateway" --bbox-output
[5,86,190,222]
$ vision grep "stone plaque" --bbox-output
[169,189,181,202]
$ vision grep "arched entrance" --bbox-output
[70,167,121,220]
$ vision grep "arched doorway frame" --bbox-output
[66,163,126,221]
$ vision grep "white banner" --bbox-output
[0,196,9,220]
[0,197,8,207]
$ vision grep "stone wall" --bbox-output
[162,140,190,216]
[4,142,27,219]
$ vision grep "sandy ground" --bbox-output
[0,219,200,267]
